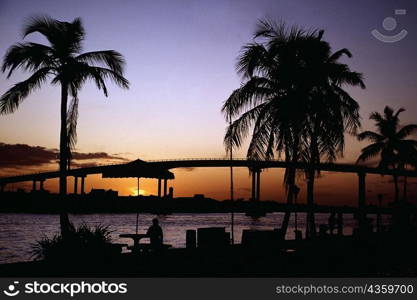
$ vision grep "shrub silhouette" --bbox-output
[31,224,115,263]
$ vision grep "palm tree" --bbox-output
[357,106,417,202]
[222,19,364,238]
[295,32,365,237]
[0,16,129,237]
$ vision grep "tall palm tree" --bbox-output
[222,19,364,238]
[0,16,129,236]
[357,106,417,202]
[295,32,365,237]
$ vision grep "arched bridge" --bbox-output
[1,158,417,205]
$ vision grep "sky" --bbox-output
[0,0,417,205]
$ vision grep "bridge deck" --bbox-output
[1,158,417,184]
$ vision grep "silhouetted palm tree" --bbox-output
[222,19,364,238]
[357,106,417,202]
[0,16,129,236]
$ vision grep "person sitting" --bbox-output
[146,218,163,250]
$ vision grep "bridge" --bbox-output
[1,158,417,206]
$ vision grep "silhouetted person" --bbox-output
[147,218,163,250]
[328,212,336,235]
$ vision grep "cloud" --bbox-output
[0,143,57,167]
[71,151,128,161]
[0,142,128,170]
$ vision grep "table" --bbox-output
[119,233,148,253]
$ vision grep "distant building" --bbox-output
[89,189,118,198]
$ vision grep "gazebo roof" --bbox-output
[101,159,174,179]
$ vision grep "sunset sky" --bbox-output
[1,0,416,205]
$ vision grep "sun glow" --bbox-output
[130,187,146,196]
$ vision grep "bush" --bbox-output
[31,224,115,263]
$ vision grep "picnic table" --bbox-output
[119,233,148,253]
[119,233,172,254]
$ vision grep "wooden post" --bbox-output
[73,176,78,195]
[81,176,85,194]
[158,178,162,199]
[163,179,167,198]
[251,170,256,201]
[256,170,261,201]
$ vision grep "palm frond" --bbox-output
[396,124,417,140]
[394,107,405,118]
[329,48,352,61]
[369,111,384,125]
[23,15,85,57]
[76,50,125,74]
[2,42,55,78]
[23,15,61,40]
[0,67,51,114]
[86,66,129,90]
[221,77,273,119]
[247,105,275,159]
[357,130,384,142]
[357,142,385,163]
[223,103,268,149]
[236,43,269,79]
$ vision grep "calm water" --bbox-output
[0,213,389,264]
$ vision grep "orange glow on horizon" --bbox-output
[130,187,146,196]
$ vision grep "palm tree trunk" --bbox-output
[280,165,295,238]
[59,82,72,238]
[306,125,318,239]
[280,144,299,239]
[393,174,399,202]
[403,176,407,202]
[306,169,316,238]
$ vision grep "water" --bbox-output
[0,213,389,264]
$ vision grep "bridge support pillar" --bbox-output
[157,178,162,199]
[251,171,256,201]
[250,169,262,201]
[40,180,44,191]
[32,180,37,192]
[81,176,86,194]
[0,184,5,193]
[163,179,167,198]
[358,172,366,228]
[74,176,78,195]
[256,170,261,201]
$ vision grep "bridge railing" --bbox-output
[0,161,129,180]
[0,158,266,180]
[146,157,273,162]
[2,157,417,181]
